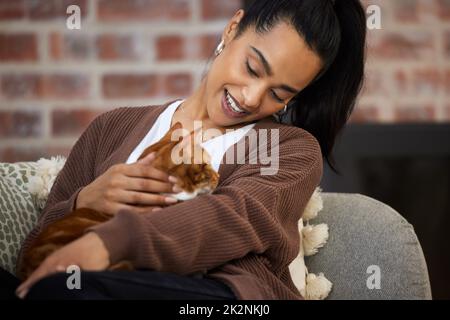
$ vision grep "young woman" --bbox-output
[6,0,366,300]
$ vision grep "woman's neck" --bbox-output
[177,79,209,120]
[173,81,223,134]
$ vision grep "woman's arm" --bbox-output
[16,113,106,273]
[88,128,323,275]
[40,116,105,226]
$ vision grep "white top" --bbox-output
[127,99,256,173]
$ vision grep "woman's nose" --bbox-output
[242,85,265,109]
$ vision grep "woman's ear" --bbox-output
[222,9,245,45]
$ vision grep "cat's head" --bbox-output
[137,122,220,196]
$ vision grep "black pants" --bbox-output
[0,267,236,300]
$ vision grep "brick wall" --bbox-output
[0,0,449,162]
[355,0,450,125]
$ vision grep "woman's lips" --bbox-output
[221,90,248,119]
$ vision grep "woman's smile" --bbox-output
[221,89,250,119]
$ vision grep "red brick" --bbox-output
[392,0,419,22]
[1,74,90,99]
[156,36,184,61]
[444,104,450,121]
[96,34,140,60]
[445,70,450,95]
[394,105,436,122]
[394,69,444,95]
[348,105,380,123]
[49,33,62,60]
[0,110,42,138]
[164,73,193,96]
[444,31,450,58]
[412,69,442,95]
[201,0,241,20]
[26,0,87,20]
[51,109,105,136]
[50,32,92,60]
[97,0,190,22]
[0,0,25,20]
[392,0,436,23]
[361,69,388,96]
[0,33,38,61]
[437,0,450,20]
[41,74,90,99]
[200,34,221,59]
[369,32,435,60]
[394,69,408,93]
[102,74,159,98]
[1,74,41,99]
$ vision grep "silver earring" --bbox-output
[214,40,225,56]
[278,104,288,115]
[273,104,288,122]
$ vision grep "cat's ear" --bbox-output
[137,122,186,160]
[157,121,185,145]
[166,121,188,144]
[170,121,183,131]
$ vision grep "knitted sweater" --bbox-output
[17,100,323,300]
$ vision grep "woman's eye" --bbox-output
[245,60,259,77]
[246,59,284,103]
[271,90,284,103]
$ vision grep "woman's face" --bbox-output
[204,9,323,128]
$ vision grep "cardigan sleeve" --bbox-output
[16,112,105,272]
[37,115,105,227]
[88,128,323,276]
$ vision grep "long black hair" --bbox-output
[235,0,367,173]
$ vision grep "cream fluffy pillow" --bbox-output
[289,187,332,300]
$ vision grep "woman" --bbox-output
[8,0,366,300]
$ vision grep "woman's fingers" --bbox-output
[124,162,175,183]
[137,151,156,165]
[115,189,179,206]
[118,176,181,194]
[16,260,64,299]
[117,204,164,214]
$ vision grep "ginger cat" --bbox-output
[18,122,220,280]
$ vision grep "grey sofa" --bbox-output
[308,193,432,299]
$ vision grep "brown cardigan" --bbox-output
[17,100,323,300]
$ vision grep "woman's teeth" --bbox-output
[226,91,246,114]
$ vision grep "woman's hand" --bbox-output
[15,232,109,299]
[76,152,182,215]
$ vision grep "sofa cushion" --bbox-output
[0,162,41,275]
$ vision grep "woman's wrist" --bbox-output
[83,232,111,268]
[75,186,88,209]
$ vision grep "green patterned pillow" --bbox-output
[0,162,41,275]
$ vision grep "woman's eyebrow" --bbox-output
[250,45,300,94]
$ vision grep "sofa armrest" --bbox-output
[305,193,432,300]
